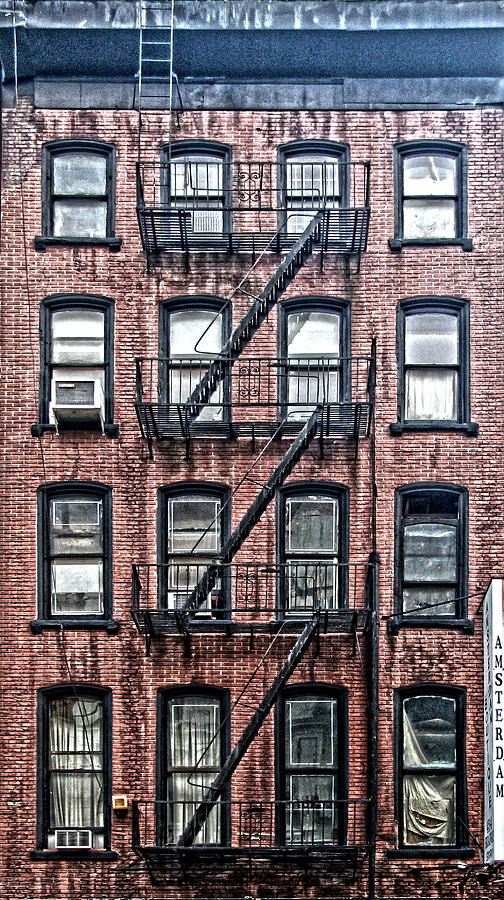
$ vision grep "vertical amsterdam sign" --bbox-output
[484,579,504,863]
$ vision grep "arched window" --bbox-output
[35,294,115,435]
[279,297,349,421]
[279,141,349,234]
[276,686,347,846]
[160,297,230,424]
[392,297,477,435]
[36,140,120,250]
[161,141,232,238]
[396,685,467,849]
[278,483,348,614]
[37,685,111,853]
[158,686,230,845]
[390,141,471,250]
[395,483,468,625]
[35,482,113,629]
[158,483,230,615]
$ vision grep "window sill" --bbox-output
[390,421,478,436]
[34,236,122,252]
[31,423,119,438]
[387,847,474,860]
[30,618,119,635]
[31,849,118,862]
[389,237,473,252]
[388,616,474,636]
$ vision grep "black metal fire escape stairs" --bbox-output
[183,210,327,429]
[175,404,323,646]
[178,614,322,849]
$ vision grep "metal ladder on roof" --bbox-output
[137,0,183,124]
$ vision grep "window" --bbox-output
[277,687,347,845]
[159,484,230,615]
[34,482,114,631]
[158,688,230,845]
[279,298,349,421]
[395,484,468,627]
[278,485,347,615]
[392,298,476,434]
[34,295,116,436]
[160,298,230,424]
[279,141,348,234]
[161,141,231,237]
[37,686,111,853]
[36,140,120,250]
[390,141,471,249]
[396,686,467,851]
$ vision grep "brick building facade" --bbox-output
[0,3,503,899]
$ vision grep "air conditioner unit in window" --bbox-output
[51,377,105,431]
[54,829,93,849]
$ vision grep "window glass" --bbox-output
[169,309,223,421]
[53,200,107,239]
[166,493,223,611]
[52,310,105,365]
[400,488,462,618]
[169,154,224,234]
[286,311,341,417]
[402,694,458,847]
[166,694,221,843]
[403,156,456,197]
[49,494,104,616]
[287,497,337,553]
[283,693,340,845]
[48,696,104,847]
[404,312,459,422]
[403,200,455,240]
[53,154,107,195]
[405,314,458,365]
[285,151,341,234]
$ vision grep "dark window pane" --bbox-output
[403,586,456,617]
[403,523,457,583]
[286,562,337,612]
[404,695,457,766]
[404,492,458,517]
[170,497,221,553]
[53,153,107,195]
[287,497,338,553]
[286,697,337,766]
[50,498,103,555]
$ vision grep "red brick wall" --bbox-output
[1,99,503,898]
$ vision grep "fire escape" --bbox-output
[132,13,376,887]
[131,195,377,885]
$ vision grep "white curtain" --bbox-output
[169,699,220,843]
[403,712,454,845]
[49,698,103,829]
[406,369,457,421]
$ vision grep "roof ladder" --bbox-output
[137,1,183,124]
[177,613,322,847]
[177,405,323,629]
[183,210,327,422]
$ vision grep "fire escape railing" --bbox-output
[132,798,370,853]
[131,561,373,635]
[135,353,374,444]
[136,160,370,259]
